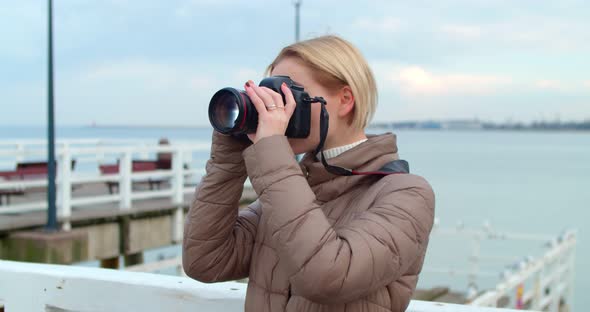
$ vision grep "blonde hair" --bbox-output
[266,35,377,130]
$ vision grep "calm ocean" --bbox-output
[1,125,588,309]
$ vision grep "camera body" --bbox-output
[208,75,312,138]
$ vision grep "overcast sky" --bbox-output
[2,0,589,127]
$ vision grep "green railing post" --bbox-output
[46,0,58,232]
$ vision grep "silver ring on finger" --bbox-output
[266,104,278,110]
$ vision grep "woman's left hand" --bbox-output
[244,80,297,144]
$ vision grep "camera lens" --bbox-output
[212,92,239,129]
[209,88,246,134]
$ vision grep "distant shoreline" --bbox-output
[84,119,590,132]
[369,126,590,133]
[83,124,211,130]
[377,128,590,133]
[84,124,590,134]
[2,123,588,133]
[370,119,590,132]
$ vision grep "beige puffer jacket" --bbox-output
[183,132,435,312]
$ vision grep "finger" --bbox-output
[281,82,297,117]
[260,87,285,109]
[250,81,275,108]
[247,133,256,143]
[244,81,267,116]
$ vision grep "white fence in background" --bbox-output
[426,222,576,311]
[0,260,525,312]
[0,138,207,167]
[0,139,212,230]
[468,229,576,311]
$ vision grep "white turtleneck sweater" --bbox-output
[316,138,368,161]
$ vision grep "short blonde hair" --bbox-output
[267,35,377,130]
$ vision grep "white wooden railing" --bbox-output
[469,229,576,311]
[0,138,206,168]
[0,139,212,231]
[0,260,525,312]
[423,221,577,311]
[123,224,577,311]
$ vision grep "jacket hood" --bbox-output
[300,132,400,202]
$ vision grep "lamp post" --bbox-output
[46,0,58,232]
[294,0,301,42]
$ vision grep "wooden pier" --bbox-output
[0,138,258,269]
[0,180,257,268]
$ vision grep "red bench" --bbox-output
[0,160,76,205]
[99,160,170,194]
[0,170,25,205]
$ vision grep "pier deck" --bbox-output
[0,182,257,233]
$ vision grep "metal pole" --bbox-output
[46,0,58,232]
[294,0,301,42]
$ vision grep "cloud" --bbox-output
[55,59,220,126]
[427,13,590,55]
[534,79,590,93]
[0,2,45,59]
[54,60,267,126]
[80,59,216,91]
[232,68,264,85]
[174,0,228,17]
[3,1,590,126]
[536,79,566,91]
[440,25,482,40]
[352,16,401,33]
[494,21,585,52]
[379,64,511,96]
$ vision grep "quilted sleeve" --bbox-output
[182,131,260,283]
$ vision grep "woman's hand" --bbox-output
[244,80,297,144]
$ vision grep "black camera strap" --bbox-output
[311,98,410,176]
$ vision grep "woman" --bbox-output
[182,35,435,312]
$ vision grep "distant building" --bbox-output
[440,120,483,130]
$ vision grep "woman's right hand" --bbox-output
[244,80,297,144]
